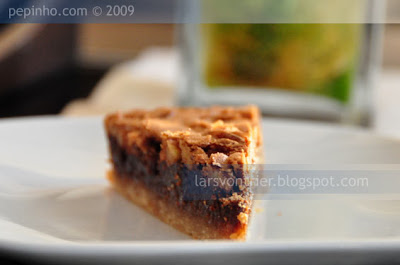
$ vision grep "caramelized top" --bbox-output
[105,106,262,165]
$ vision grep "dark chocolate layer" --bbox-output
[108,135,252,229]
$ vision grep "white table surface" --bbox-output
[63,48,400,139]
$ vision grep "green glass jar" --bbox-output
[203,24,361,104]
[178,1,383,126]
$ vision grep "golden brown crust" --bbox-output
[105,105,262,165]
[104,105,263,240]
[107,170,247,240]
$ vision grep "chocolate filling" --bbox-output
[108,135,252,229]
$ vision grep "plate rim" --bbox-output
[1,116,400,257]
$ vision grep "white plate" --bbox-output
[1,116,400,265]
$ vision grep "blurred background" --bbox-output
[0,1,399,136]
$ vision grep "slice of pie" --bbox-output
[104,105,263,240]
